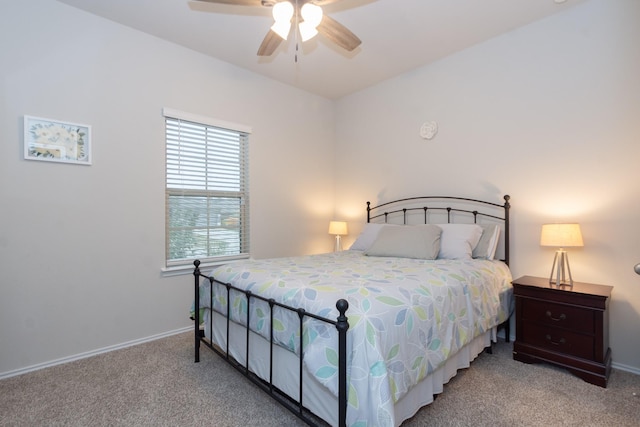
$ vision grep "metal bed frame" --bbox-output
[193,195,511,427]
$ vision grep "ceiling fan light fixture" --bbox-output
[299,22,318,41]
[271,1,294,39]
[299,3,323,42]
[194,0,361,57]
[272,1,294,22]
[300,3,323,27]
[271,20,292,40]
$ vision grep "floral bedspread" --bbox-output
[196,251,512,427]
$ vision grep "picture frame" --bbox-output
[24,115,92,165]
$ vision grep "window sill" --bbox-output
[161,259,248,278]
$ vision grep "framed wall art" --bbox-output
[24,115,92,165]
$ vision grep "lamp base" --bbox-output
[334,235,343,252]
[549,249,574,287]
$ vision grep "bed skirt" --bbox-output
[204,309,495,426]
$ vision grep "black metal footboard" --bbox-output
[193,259,349,427]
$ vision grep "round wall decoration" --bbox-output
[420,121,438,140]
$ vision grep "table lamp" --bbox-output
[540,223,583,287]
[328,221,348,252]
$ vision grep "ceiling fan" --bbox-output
[195,0,362,56]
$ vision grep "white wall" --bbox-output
[2,0,639,378]
[334,0,640,372]
[0,0,335,376]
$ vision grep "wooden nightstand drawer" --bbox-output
[520,299,594,334]
[512,276,612,388]
[521,322,594,360]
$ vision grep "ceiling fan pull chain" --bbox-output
[295,0,299,63]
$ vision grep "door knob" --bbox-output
[635,263,640,275]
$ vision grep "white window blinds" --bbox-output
[164,109,250,267]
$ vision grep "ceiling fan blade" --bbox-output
[317,15,361,52]
[257,30,283,56]
[311,0,344,5]
[195,0,265,6]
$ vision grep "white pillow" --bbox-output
[365,225,442,259]
[472,225,501,260]
[349,223,392,251]
[436,224,483,260]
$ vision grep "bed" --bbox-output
[192,195,513,427]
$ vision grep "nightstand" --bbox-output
[512,275,612,387]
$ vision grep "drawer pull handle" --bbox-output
[545,334,566,345]
[545,310,566,321]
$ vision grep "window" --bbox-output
[164,108,251,269]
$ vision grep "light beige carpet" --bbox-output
[1,332,639,426]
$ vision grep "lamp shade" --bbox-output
[540,223,584,247]
[328,221,348,236]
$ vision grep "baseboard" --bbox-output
[3,326,638,380]
[0,326,192,380]
[611,361,640,376]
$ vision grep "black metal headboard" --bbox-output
[367,195,511,265]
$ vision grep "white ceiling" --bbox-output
[57,0,585,100]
